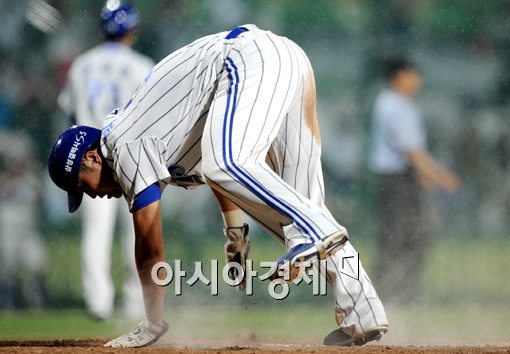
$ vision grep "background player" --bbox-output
[48,25,388,347]
[0,132,47,309]
[57,1,154,320]
[368,57,460,305]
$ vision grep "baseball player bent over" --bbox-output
[48,25,388,347]
[58,2,154,320]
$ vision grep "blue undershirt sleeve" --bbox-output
[130,182,161,213]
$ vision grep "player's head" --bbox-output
[48,126,122,213]
[383,57,421,97]
[100,1,139,41]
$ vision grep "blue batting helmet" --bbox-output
[48,126,102,213]
[100,1,139,40]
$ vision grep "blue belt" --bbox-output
[225,26,248,39]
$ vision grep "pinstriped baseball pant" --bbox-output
[202,26,388,336]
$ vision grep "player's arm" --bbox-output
[213,188,242,214]
[132,200,165,324]
[389,105,460,195]
[105,185,168,348]
[104,200,169,348]
[106,146,169,320]
[211,188,250,290]
[406,149,460,194]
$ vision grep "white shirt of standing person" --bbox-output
[58,41,154,127]
[368,89,427,174]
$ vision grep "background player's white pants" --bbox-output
[202,27,388,337]
[81,196,144,319]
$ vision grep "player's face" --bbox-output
[77,151,123,199]
[394,69,422,97]
[78,169,123,199]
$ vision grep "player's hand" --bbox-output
[224,223,250,290]
[439,169,460,195]
[104,319,169,348]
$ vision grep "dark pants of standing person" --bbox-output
[373,170,428,306]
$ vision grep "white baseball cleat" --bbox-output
[104,319,169,348]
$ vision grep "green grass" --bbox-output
[0,310,124,340]
[422,239,510,303]
[7,230,506,345]
[383,304,510,345]
[0,306,336,341]
[1,304,509,345]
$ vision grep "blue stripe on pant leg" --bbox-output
[223,57,320,241]
[221,56,321,242]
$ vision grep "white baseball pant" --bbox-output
[81,196,144,319]
[202,27,388,337]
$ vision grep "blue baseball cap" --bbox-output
[100,1,139,40]
[48,126,102,213]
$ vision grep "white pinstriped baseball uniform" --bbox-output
[59,42,154,319]
[101,25,387,337]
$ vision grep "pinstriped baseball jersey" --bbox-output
[58,42,154,128]
[100,29,237,207]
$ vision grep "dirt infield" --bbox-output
[0,339,508,353]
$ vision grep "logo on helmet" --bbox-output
[65,131,87,173]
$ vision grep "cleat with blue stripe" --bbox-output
[271,230,348,281]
